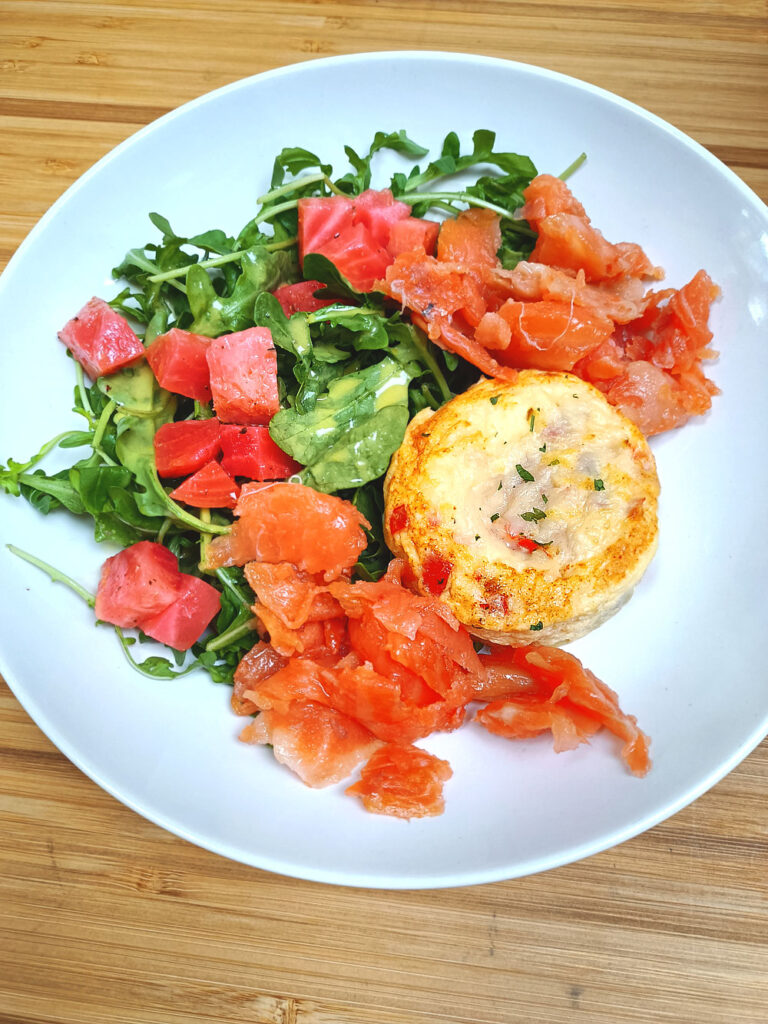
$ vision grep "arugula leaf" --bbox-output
[334,130,429,195]
[187,247,295,335]
[270,146,333,189]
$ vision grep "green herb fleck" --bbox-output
[529,621,544,631]
[490,395,500,406]
[594,478,605,491]
[497,481,502,490]
[528,411,535,432]
[539,443,547,453]
[520,507,547,523]
[490,512,501,522]
[541,493,548,504]
[516,464,534,482]
[549,458,560,466]
[474,534,480,541]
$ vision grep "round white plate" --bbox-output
[1,52,766,889]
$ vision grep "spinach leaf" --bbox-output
[299,404,409,493]
[269,356,412,491]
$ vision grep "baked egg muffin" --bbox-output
[383,371,659,645]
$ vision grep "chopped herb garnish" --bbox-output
[573,394,579,398]
[474,534,480,541]
[490,512,500,522]
[539,443,547,453]
[529,621,544,631]
[516,464,534,482]
[490,395,499,405]
[549,458,560,466]
[594,478,605,491]
[520,507,547,523]
[528,411,535,432]
[541,493,548,504]
[497,481,502,490]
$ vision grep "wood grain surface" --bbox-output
[1,3,767,1023]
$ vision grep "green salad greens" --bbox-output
[1,129,552,682]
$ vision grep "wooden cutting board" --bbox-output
[1,3,766,1022]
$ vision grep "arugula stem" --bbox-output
[156,517,172,544]
[92,399,119,466]
[408,327,452,403]
[559,152,587,181]
[420,383,441,410]
[257,172,346,203]
[204,617,258,653]
[162,491,230,535]
[147,236,298,284]
[399,191,536,234]
[7,545,96,607]
[75,364,95,425]
[255,197,303,223]
[214,568,253,611]
[114,627,200,678]
[199,507,212,566]
[144,467,229,535]
[6,430,92,483]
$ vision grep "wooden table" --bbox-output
[2,4,766,1022]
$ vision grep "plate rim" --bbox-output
[1,49,767,889]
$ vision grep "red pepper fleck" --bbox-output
[509,534,539,553]
[422,552,453,595]
[388,503,409,535]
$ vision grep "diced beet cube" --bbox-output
[141,574,221,651]
[153,419,223,478]
[169,460,240,509]
[58,297,144,379]
[206,327,279,424]
[145,328,212,403]
[219,424,301,480]
[95,541,181,629]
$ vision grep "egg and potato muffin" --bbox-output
[383,371,659,646]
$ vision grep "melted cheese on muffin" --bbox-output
[383,371,659,645]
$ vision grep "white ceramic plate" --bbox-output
[1,52,767,889]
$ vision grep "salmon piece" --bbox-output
[519,174,589,227]
[478,700,603,752]
[232,641,288,715]
[485,262,651,325]
[474,645,651,776]
[244,562,344,630]
[415,315,518,383]
[244,651,464,744]
[620,270,720,374]
[346,743,453,818]
[203,482,369,581]
[328,657,465,744]
[385,250,489,326]
[437,208,502,267]
[240,701,382,788]
[597,360,715,436]
[531,214,662,283]
[474,311,512,351]
[494,299,614,371]
[520,175,662,283]
[330,569,482,701]
[573,338,628,381]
